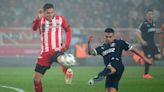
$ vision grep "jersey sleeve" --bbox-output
[61,16,72,49]
[120,40,133,51]
[94,46,103,55]
[61,16,70,30]
[32,18,41,31]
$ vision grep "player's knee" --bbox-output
[106,88,110,92]
[107,65,116,74]
[109,88,117,92]
[57,55,63,64]
[33,77,41,84]
[110,67,116,74]
[51,51,64,63]
[33,73,42,83]
[106,88,116,92]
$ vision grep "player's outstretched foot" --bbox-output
[143,74,153,79]
[88,75,105,85]
[65,68,73,84]
[88,78,95,85]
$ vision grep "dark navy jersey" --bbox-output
[137,19,156,44]
[94,39,132,66]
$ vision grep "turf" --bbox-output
[0,66,164,92]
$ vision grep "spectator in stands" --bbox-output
[75,39,87,66]
[0,0,163,28]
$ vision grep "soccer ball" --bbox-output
[88,79,95,85]
[61,53,76,68]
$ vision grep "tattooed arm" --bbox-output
[88,36,97,56]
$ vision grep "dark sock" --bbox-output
[98,68,111,76]
[93,68,111,82]
[144,63,150,74]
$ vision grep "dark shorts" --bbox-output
[105,61,124,90]
[35,64,50,75]
[142,44,160,58]
[35,51,64,75]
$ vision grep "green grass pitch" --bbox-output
[0,66,164,92]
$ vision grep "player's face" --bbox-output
[44,8,55,20]
[146,11,154,21]
[104,32,115,44]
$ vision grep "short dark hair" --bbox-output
[104,28,115,33]
[43,3,54,11]
[146,9,153,13]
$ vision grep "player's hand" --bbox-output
[141,40,147,46]
[37,9,44,20]
[143,57,152,65]
[88,36,93,43]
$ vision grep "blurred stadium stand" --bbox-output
[0,0,164,28]
[0,28,163,67]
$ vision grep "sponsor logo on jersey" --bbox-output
[148,28,155,32]
[102,48,115,56]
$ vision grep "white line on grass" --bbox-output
[0,85,25,92]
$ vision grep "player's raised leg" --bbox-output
[61,65,73,84]
[88,64,116,85]
[52,52,75,84]
[65,67,73,84]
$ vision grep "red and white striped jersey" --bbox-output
[32,16,72,53]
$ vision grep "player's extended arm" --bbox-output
[87,36,96,56]
[136,31,147,46]
[32,9,43,31]
[62,16,72,52]
[64,26,72,50]
[32,19,40,31]
[130,47,152,65]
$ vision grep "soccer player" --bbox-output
[136,9,161,79]
[87,28,152,92]
[32,3,73,92]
